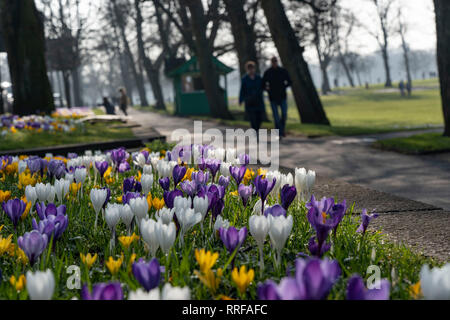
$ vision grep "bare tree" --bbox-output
[366,0,395,87]
[0,0,54,115]
[335,9,356,87]
[260,0,330,124]
[397,8,412,94]
[434,0,450,136]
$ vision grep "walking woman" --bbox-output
[118,87,129,116]
[239,61,265,133]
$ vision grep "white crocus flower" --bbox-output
[35,183,52,203]
[280,172,294,188]
[268,214,293,268]
[420,263,450,300]
[54,178,70,203]
[141,174,154,196]
[155,207,175,225]
[18,160,27,174]
[252,199,270,216]
[150,157,159,170]
[161,283,190,300]
[129,197,148,227]
[266,170,282,196]
[295,168,316,202]
[46,186,56,203]
[65,173,74,183]
[249,214,270,275]
[220,162,231,177]
[176,208,201,238]
[140,218,160,257]
[128,288,160,300]
[26,269,55,300]
[213,216,230,239]
[173,196,189,215]
[74,167,87,184]
[143,164,153,175]
[90,188,108,230]
[134,153,147,168]
[156,220,176,255]
[105,203,121,251]
[120,204,134,234]
[25,185,38,208]
[156,160,171,178]
[193,196,209,221]
[226,148,236,162]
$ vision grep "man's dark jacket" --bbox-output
[262,67,292,103]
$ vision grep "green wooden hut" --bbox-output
[167,56,233,116]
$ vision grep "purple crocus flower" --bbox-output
[280,185,297,210]
[102,187,111,209]
[197,157,207,171]
[67,153,78,159]
[27,158,41,175]
[122,192,142,205]
[159,177,170,191]
[219,226,247,254]
[192,170,209,185]
[258,280,281,300]
[2,199,27,227]
[357,209,379,235]
[163,189,183,209]
[180,180,197,198]
[239,154,250,166]
[123,177,142,195]
[118,161,131,173]
[307,236,331,258]
[346,275,390,300]
[274,258,341,300]
[172,165,187,187]
[81,282,123,300]
[211,198,224,220]
[47,160,66,180]
[17,230,48,266]
[132,258,161,291]
[229,166,247,185]
[206,159,221,180]
[35,202,66,220]
[32,213,68,241]
[254,175,276,203]
[110,148,128,166]
[95,161,109,177]
[264,204,287,217]
[238,184,252,207]
[218,176,230,190]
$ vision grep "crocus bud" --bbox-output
[74,167,87,185]
[268,214,293,267]
[249,215,270,248]
[90,188,107,215]
[161,283,190,300]
[26,269,55,300]
[176,208,202,235]
[35,183,52,203]
[155,208,175,225]
[105,203,121,231]
[143,164,153,175]
[193,196,208,221]
[140,218,160,257]
[25,185,37,206]
[156,220,176,254]
[129,197,148,225]
[120,204,134,231]
[141,174,154,196]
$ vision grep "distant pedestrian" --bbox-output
[103,97,115,115]
[239,61,265,133]
[399,80,405,97]
[406,81,412,96]
[262,57,292,138]
[118,87,129,116]
[365,82,370,90]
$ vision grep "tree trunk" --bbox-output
[119,52,134,107]
[261,0,329,125]
[400,33,412,92]
[71,67,83,106]
[320,63,331,95]
[134,0,166,110]
[381,46,393,87]
[181,0,232,119]
[62,70,72,108]
[434,0,450,137]
[338,52,355,87]
[111,0,148,107]
[0,0,54,115]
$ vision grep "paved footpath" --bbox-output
[129,108,450,261]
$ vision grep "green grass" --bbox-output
[374,132,450,154]
[0,122,136,151]
[137,78,443,137]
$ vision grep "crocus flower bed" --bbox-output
[0,145,447,300]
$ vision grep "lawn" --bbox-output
[136,78,444,137]
[373,132,450,154]
[0,121,136,151]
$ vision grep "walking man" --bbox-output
[118,87,129,116]
[263,57,292,138]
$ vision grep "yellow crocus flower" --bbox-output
[242,168,255,185]
[410,281,422,299]
[70,182,81,197]
[182,168,194,182]
[257,168,267,179]
[10,275,26,291]
[146,193,153,210]
[195,268,223,294]
[103,167,114,184]
[10,126,17,134]
[195,249,219,273]
[80,253,98,269]
[118,233,140,249]
[105,255,123,275]
[127,253,137,273]
[0,234,13,256]
[20,196,32,221]
[231,265,255,295]
[17,172,37,189]
[0,190,11,203]
[15,247,28,265]
[152,197,165,211]
[5,162,18,175]
[229,190,239,197]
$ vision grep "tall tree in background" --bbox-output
[335,9,355,87]
[367,0,394,88]
[0,0,54,115]
[397,9,412,94]
[261,0,329,125]
[111,0,149,107]
[434,0,450,137]
[179,0,232,119]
